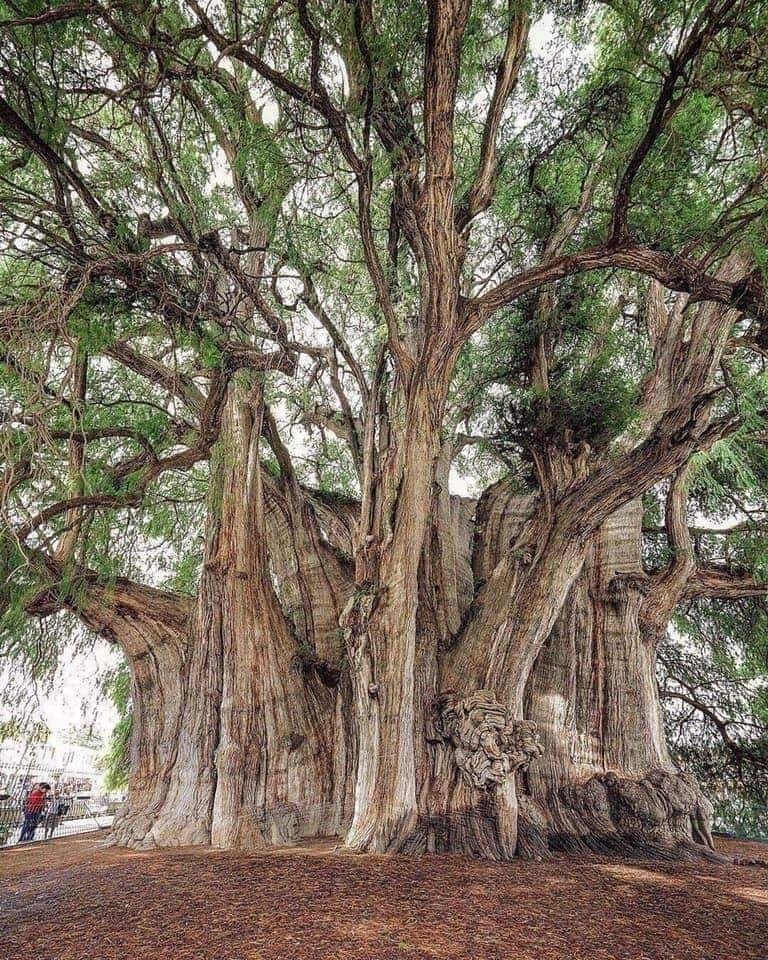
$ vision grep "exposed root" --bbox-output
[518,768,725,862]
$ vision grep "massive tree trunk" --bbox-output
[418,473,721,860]
[519,500,717,859]
[185,384,338,849]
[84,455,720,861]
[70,583,191,849]
[106,20,738,861]
[74,395,723,861]
[90,384,340,850]
[7,0,764,869]
[431,459,594,859]
[344,375,447,852]
[78,470,721,860]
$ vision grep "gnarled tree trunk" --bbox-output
[72,583,191,849]
[81,412,725,862]
[97,384,341,849]
[344,378,446,852]
[520,500,717,859]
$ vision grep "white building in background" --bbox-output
[0,735,107,797]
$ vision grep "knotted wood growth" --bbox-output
[429,690,543,789]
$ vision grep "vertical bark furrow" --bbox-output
[521,501,718,858]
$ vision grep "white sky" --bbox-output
[16,643,121,744]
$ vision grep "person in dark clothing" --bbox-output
[43,793,71,840]
[19,782,50,842]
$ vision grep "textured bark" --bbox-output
[520,501,718,860]
[104,385,340,850]
[72,583,191,849]
[136,566,224,847]
[83,471,725,860]
[262,409,354,666]
[265,489,352,663]
[336,0,475,854]
[205,386,338,848]
[344,381,445,852]
[262,474,357,833]
[85,452,724,862]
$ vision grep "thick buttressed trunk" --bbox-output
[520,500,717,860]
[71,583,191,849]
[142,565,224,848]
[262,422,357,835]
[431,460,593,860]
[344,381,444,853]
[105,384,339,850]
[421,482,717,861]
[92,412,717,859]
[94,462,718,861]
[196,384,338,849]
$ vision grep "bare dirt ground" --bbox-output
[1,834,766,960]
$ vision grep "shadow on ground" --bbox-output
[1,835,766,959]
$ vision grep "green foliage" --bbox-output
[464,277,645,456]
[518,351,640,447]
[660,609,768,837]
[651,429,768,837]
[99,662,132,793]
[1,0,768,833]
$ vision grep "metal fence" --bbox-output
[0,762,123,848]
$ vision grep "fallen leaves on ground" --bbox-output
[1,836,766,960]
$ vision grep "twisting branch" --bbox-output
[661,680,768,770]
[106,340,206,415]
[610,0,735,242]
[464,242,766,333]
[683,565,768,600]
[641,467,697,642]
[0,91,113,231]
[457,1,529,231]
[9,367,230,545]
[186,0,413,380]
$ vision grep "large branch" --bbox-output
[20,545,192,658]
[10,369,229,543]
[106,340,206,415]
[456,2,529,231]
[610,0,732,241]
[27,570,192,632]
[464,243,766,332]
[422,0,470,201]
[560,397,736,540]
[0,90,112,230]
[642,504,768,641]
[0,3,96,28]
[641,468,697,642]
[683,564,768,600]
[661,682,768,771]
[420,0,471,254]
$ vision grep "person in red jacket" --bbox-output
[19,782,50,843]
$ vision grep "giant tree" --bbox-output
[1,0,767,859]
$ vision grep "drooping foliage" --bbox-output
[99,661,133,793]
[1,0,767,850]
